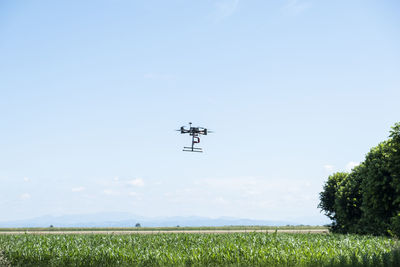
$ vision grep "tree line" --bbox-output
[319,122,400,236]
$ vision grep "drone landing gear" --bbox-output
[183,147,203,153]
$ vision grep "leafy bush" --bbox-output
[319,122,400,236]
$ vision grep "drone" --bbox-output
[176,122,212,152]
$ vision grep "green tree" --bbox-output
[389,123,400,235]
[319,122,400,236]
[334,165,364,233]
[358,124,400,235]
[318,172,348,231]
[359,141,395,235]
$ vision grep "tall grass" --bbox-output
[0,233,398,266]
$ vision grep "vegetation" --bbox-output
[319,122,400,236]
[0,233,399,266]
[0,225,327,232]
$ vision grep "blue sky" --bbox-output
[0,0,399,224]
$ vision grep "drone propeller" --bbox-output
[175,126,187,132]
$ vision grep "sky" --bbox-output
[0,0,399,225]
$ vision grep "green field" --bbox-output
[0,225,327,232]
[1,232,399,266]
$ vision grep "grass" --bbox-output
[0,232,399,266]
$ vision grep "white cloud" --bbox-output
[113,176,119,181]
[127,178,144,187]
[128,191,143,200]
[191,177,318,207]
[282,0,311,15]
[324,165,335,172]
[72,186,85,192]
[215,196,229,204]
[158,176,324,221]
[200,176,258,188]
[244,189,260,196]
[103,189,120,196]
[214,0,239,21]
[20,193,31,200]
[23,177,30,182]
[346,161,360,172]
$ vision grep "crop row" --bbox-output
[0,233,399,266]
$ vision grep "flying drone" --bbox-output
[176,122,212,152]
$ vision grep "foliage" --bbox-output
[334,165,364,234]
[318,172,348,229]
[0,233,399,266]
[319,122,400,236]
[389,123,400,235]
[359,141,396,235]
[389,213,400,237]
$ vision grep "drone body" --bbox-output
[177,122,212,152]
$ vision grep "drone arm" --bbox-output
[180,127,191,134]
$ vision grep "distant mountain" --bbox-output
[0,212,322,228]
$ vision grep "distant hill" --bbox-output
[0,212,308,228]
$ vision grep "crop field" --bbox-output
[0,225,328,232]
[0,232,399,266]
[0,226,328,235]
